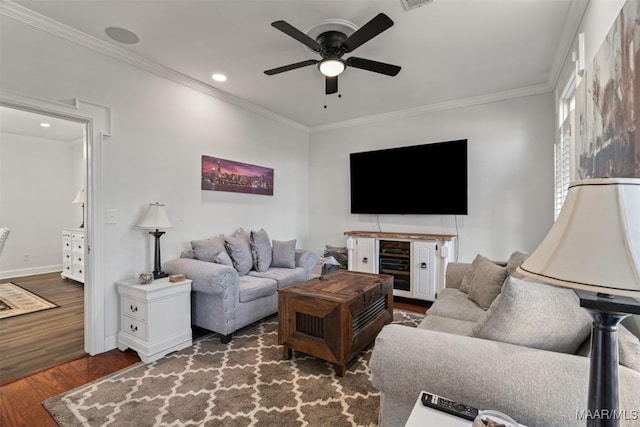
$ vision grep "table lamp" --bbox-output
[517,178,640,427]
[137,202,173,279]
[72,189,85,228]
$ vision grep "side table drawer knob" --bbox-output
[130,324,138,332]
[130,305,138,313]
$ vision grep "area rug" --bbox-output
[0,282,58,319]
[43,309,424,426]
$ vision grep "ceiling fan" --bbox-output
[264,13,401,95]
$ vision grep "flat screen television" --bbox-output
[350,139,468,215]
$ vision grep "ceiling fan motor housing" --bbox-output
[316,31,348,57]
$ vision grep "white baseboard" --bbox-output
[0,264,62,280]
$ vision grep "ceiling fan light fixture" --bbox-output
[318,59,345,77]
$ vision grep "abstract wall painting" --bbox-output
[201,155,274,196]
[574,0,639,179]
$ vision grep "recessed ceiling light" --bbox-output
[40,122,51,128]
[105,27,140,44]
[212,73,227,82]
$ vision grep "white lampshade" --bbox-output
[517,178,640,297]
[318,59,345,77]
[72,189,85,204]
[137,202,173,230]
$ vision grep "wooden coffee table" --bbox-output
[278,270,393,376]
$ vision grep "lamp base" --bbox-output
[153,271,168,279]
[574,290,640,427]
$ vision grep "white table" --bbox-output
[117,277,192,363]
[405,392,473,427]
[405,392,527,427]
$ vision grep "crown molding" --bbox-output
[0,0,309,132]
[547,0,589,91]
[310,83,552,132]
[2,0,563,135]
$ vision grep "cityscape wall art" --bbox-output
[201,155,274,196]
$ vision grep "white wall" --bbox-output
[0,15,310,346]
[308,93,555,263]
[0,133,76,277]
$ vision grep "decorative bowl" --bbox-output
[138,272,154,284]
[472,410,519,427]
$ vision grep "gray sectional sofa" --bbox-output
[163,228,317,343]
[370,251,640,427]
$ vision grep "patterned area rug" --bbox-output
[43,309,424,426]
[0,282,58,319]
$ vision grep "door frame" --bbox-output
[1,89,111,355]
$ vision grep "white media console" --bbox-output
[345,231,457,302]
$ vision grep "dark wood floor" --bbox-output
[1,272,87,385]
[0,290,426,427]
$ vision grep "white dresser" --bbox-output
[117,277,193,363]
[61,228,85,284]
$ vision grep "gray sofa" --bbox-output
[370,251,640,427]
[163,229,318,343]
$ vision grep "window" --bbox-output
[555,78,575,219]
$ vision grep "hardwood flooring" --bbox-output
[0,273,88,386]
[0,289,425,427]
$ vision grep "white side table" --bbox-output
[117,277,192,363]
[405,392,472,427]
[405,392,527,427]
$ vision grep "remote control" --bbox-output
[420,392,479,421]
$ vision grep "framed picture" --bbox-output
[574,0,639,179]
[201,155,274,196]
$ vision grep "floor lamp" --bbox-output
[137,202,173,279]
[517,178,640,427]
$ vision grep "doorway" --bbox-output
[0,105,88,382]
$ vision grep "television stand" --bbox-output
[344,231,457,302]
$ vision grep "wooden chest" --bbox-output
[278,271,393,376]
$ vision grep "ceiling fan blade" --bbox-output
[326,76,338,94]
[346,57,401,76]
[341,13,394,53]
[271,20,322,52]
[264,59,318,75]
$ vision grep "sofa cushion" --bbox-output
[427,288,486,322]
[272,239,296,268]
[467,259,509,310]
[238,276,277,303]
[575,324,640,373]
[191,235,227,263]
[458,254,485,293]
[213,251,233,267]
[474,276,593,354]
[458,254,505,293]
[225,228,253,276]
[506,250,529,277]
[250,229,272,272]
[418,314,476,336]
[249,267,307,289]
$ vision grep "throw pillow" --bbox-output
[225,228,253,275]
[474,276,593,354]
[213,251,233,267]
[458,254,486,293]
[506,250,529,277]
[467,259,509,309]
[324,245,348,268]
[272,239,296,268]
[191,235,227,263]
[251,229,272,272]
[575,325,640,373]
